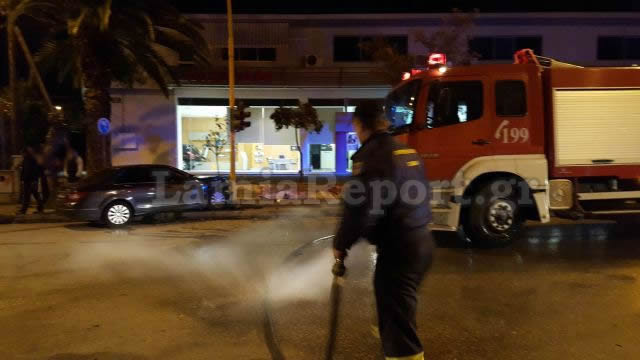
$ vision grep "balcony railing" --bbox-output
[175,66,390,87]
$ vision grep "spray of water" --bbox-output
[64,207,337,308]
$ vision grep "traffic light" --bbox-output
[230,101,251,132]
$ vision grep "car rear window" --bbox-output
[115,167,155,184]
[79,169,118,186]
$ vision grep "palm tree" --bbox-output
[36,0,210,173]
[1,0,57,161]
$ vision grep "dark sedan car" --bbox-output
[57,165,230,226]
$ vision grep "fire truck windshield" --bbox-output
[385,80,421,133]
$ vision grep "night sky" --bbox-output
[169,0,640,14]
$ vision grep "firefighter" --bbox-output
[333,101,434,360]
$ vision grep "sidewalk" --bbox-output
[0,204,69,224]
[0,194,341,225]
[0,179,341,225]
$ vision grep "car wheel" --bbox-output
[102,201,133,227]
[463,181,524,248]
[209,190,227,209]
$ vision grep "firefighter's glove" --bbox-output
[332,258,346,277]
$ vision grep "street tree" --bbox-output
[205,118,228,175]
[36,0,210,174]
[270,102,323,179]
[414,10,477,66]
[363,10,477,86]
[360,37,414,86]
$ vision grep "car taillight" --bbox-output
[67,192,88,202]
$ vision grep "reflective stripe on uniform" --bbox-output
[386,352,424,360]
[393,149,417,156]
[407,160,419,167]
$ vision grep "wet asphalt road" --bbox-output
[1,207,639,360]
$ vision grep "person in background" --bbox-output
[35,145,50,204]
[18,146,45,215]
[63,141,84,183]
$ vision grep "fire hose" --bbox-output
[262,235,346,360]
[325,257,346,360]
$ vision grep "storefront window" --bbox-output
[180,106,228,172]
[346,132,361,172]
[178,104,302,173]
[305,107,341,173]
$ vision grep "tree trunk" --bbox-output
[83,87,111,174]
[42,109,65,207]
[215,153,220,175]
[81,60,112,174]
[0,115,6,169]
[7,18,22,155]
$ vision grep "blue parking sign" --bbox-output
[97,118,111,135]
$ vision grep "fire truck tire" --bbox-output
[464,182,524,248]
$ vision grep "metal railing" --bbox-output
[176,66,390,87]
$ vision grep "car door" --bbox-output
[419,77,493,182]
[114,167,156,213]
[168,168,204,210]
[146,167,178,210]
[149,167,202,210]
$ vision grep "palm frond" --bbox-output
[143,14,155,41]
[67,9,87,35]
[112,33,172,95]
[97,0,112,31]
[17,0,63,25]
[33,0,208,97]
[154,27,211,67]
[136,52,171,97]
[36,37,82,86]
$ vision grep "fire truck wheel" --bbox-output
[465,182,524,248]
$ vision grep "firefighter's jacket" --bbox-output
[334,132,432,254]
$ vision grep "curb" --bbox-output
[1,214,71,225]
[0,203,341,225]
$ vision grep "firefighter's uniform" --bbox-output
[334,131,434,360]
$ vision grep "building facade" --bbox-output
[110,12,640,175]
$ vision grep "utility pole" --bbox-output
[226,0,236,184]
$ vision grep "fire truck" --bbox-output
[385,50,640,247]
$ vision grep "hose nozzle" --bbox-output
[332,258,346,277]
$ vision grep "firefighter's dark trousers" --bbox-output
[374,227,434,359]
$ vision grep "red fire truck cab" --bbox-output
[386,51,640,247]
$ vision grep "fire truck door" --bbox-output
[490,75,540,157]
[416,77,493,182]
